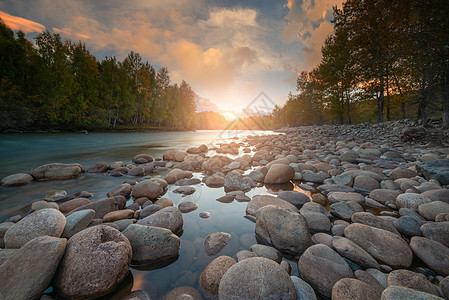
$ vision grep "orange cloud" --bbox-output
[53,27,90,39]
[0,11,45,33]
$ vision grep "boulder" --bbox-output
[132,179,166,200]
[332,236,381,269]
[164,169,185,184]
[107,183,132,198]
[418,201,449,221]
[59,197,91,213]
[1,173,33,186]
[62,209,95,239]
[200,256,236,295]
[86,162,108,173]
[369,189,401,205]
[204,232,231,256]
[224,172,255,192]
[132,154,154,163]
[330,201,364,221]
[396,193,432,211]
[416,159,449,185]
[290,276,317,300]
[381,286,443,300]
[328,192,365,204]
[387,269,440,296]
[103,209,134,222]
[410,236,449,276]
[137,206,183,234]
[351,212,400,235]
[178,201,198,213]
[420,222,449,247]
[31,163,82,181]
[70,196,126,219]
[277,190,310,207]
[332,278,381,300]
[264,164,295,184]
[246,194,298,217]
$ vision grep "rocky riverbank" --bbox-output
[1,121,449,299]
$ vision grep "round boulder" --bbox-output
[200,256,236,295]
[264,164,295,184]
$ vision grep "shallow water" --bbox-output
[0,129,303,299]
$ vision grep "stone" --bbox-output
[416,159,449,185]
[332,173,354,186]
[330,201,364,221]
[332,278,381,300]
[1,173,33,186]
[328,192,365,204]
[264,164,295,184]
[164,169,185,184]
[277,190,310,207]
[224,172,255,192]
[236,250,258,262]
[5,208,66,248]
[290,276,317,300]
[393,216,422,237]
[250,244,282,263]
[256,205,312,255]
[440,276,449,299]
[204,232,231,256]
[418,201,449,221]
[86,162,108,173]
[103,209,134,222]
[163,149,178,161]
[31,163,82,181]
[317,184,355,194]
[423,189,449,203]
[114,219,135,231]
[165,286,202,300]
[199,211,210,218]
[178,201,198,213]
[421,222,449,247]
[59,197,91,213]
[203,155,232,173]
[354,270,385,294]
[369,189,401,205]
[132,179,165,200]
[107,183,132,198]
[200,256,236,295]
[55,225,132,299]
[31,200,59,211]
[133,154,154,163]
[411,237,449,276]
[139,204,162,219]
[351,212,400,235]
[388,168,418,180]
[332,236,381,269]
[173,186,196,195]
[154,197,174,208]
[387,269,440,296]
[396,193,432,211]
[122,224,180,265]
[246,194,298,217]
[344,223,413,268]
[0,248,16,265]
[204,174,225,187]
[219,257,297,300]
[381,286,443,300]
[62,209,95,238]
[302,212,331,233]
[297,244,353,298]
[340,151,359,163]
[0,222,14,248]
[70,196,126,219]
[311,232,334,248]
[137,207,183,235]
[248,170,265,182]
[353,175,380,192]
[0,236,66,300]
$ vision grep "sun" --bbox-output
[221,111,239,121]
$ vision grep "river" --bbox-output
[0,129,301,299]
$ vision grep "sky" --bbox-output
[0,0,343,113]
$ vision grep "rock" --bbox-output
[103,209,134,222]
[0,248,16,265]
[381,286,443,300]
[332,278,381,300]
[332,236,381,269]
[59,197,91,213]
[165,286,202,300]
[31,163,82,181]
[302,212,331,233]
[264,164,295,184]
[114,219,135,231]
[421,222,449,247]
[246,194,298,216]
[388,168,418,180]
[416,159,449,185]
[297,244,353,298]
[236,250,258,262]
[393,216,422,236]
[31,200,59,211]
[410,236,449,276]
[277,190,310,207]
[423,189,449,203]
[110,167,129,176]
[387,269,440,296]
[396,193,432,211]
[62,209,95,238]
[344,223,413,269]
[132,154,154,163]
[351,212,400,235]
[137,206,183,234]
[369,189,401,205]
[219,257,296,300]
[250,244,282,263]
[70,196,126,219]
[224,172,255,192]
[86,162,108,173]
[55,225,132,299]
[328,192,365,204]
[107,183,132,198]
[354,270,385,294]
[203,155,232,173]
[173,186,196,195]
[204,232,231,256]
[132,179,165,200]
[418,201,449,221]
[1,173,33,186]
[340,151,359,163]
[178,201,198,213]
[199,211,210,218]
[0,222,14,248]
[164,169,185,184]
[154,197,174,208]
[5,208,66,248]
[200,256,236,295]
[290,276,317,300]
[163,149,178,161]
[330,201,364,221]
[122,224,180,265]
[440,276,449,299]
[248,170,265,182]
[353,175,380,192]
[317,184,355,194]
[0,236,66,300]
[256,205,312,255]
[312,232,334,248]
[332,173,354,186]
[139,204,162,219]
[217,195,234,203]
[204,174,225,187]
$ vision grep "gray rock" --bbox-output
[330,201,364,221]
[301,212,331,233]
[200,256,236,295]
[246,194,298,217]
[369,189,401,205]
[122,224,180,265]
[114,219,135,231]
[132,179,166,199]
[173,186,196,195]
[224,172,255,192]
[418,201,449,221]
[1,173,33,186]
[353,175,380,192]
[332,278,381,300]
[381,286,443,300]
[264,164,295,184]
[248,170,265,182]
[410,237,449,276]
[250,244,282,263]
[291,276,317,300]
[297,244,353,298]
[354,270,385,294]
[137,206,183,235]
[311,232,334,248]
[344,223,413,268]
[219,257,297,300]
[421,222,449,247]
[393,216,422,236]
[55,225,132,299]
[328,192,365,204]
[70,196,126,219]
[139,204,163,219]
[236,250,258,262]
[31,200,59,211]
[396,193,432,211]
[165,287,202,300]
[204,232,231,256]
[0,222,14,248]
[332,236,381,269]
[256,206,312,255]
[416,159,449,185]
[107,183,132,198]
[62,209,95,238]
[277,190,310,207]
[317,184,355,194]
[0,236,66,300]
[351,212,400,235]
[387,269,440,296]
[0,248,16,265]
[5,208,66,248]
[178,201,199,213]
[440,276,449,299]
[31,163,82,181]
[366,268,388,288]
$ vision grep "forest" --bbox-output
[0,20,198,130]
[271,0,449,129]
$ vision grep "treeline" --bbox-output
[0,20,196,130]
[272,0,449,128]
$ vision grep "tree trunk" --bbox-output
[113,107,119,129]
[386,76,391,121]
[378,74,385,123]
[393,73,406,119]
[442,64,449,129]
[346,91,352,124]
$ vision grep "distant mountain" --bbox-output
[194,93,220,112]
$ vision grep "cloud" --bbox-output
[0,10,45,33]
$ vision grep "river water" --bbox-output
[0,130,301,299]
